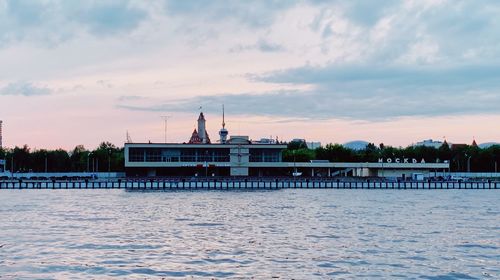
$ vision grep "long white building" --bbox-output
[124,112,449,178]
[124,141,449,178]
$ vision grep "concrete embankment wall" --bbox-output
[0,180,498,190]
[0,172,125,179]
[432,172,500,178]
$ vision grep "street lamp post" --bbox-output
[10,153,14,179]
[6,152,13,179]
[466,154,472,173]
[293,150,296,177]
[87,152,92,173]
[108,149,112,175]
[493,154,498,173]
[205,150,209,177]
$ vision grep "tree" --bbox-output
[438,142,452,162]
[31,149,49,172]
[379,145,402,160]
[47,149,71,172]
[316,144,357,162]
[359,143,380,162]
[465,144,481,172]
[283,148,315,162]
[92,142,124,172]
[287,139,308,150]
[12,145,31,172]
[70,145,88,172]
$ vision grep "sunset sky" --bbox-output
[1,0,500,150]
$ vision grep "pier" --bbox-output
[0,178,498,190]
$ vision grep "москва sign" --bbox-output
[378,158,426,164]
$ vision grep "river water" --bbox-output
[0,189,498,279]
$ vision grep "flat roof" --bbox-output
[125,143,288,149]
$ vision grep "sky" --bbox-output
[1,0,500,150]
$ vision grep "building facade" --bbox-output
[124,142,449,178]
[125,141,287,177]
[414,139,444,148]
[124,112,449,178]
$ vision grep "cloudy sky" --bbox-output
[1,0,499,150]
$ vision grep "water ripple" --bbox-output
[0,189,498,279]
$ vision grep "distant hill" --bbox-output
[479,142,500,148]
[343,140,369,151]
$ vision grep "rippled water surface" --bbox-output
[0,189,499,279]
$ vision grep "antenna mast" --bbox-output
[161,115,172,143]
[126,130,133,143]
[218,104,229,144]
[222,104,225,128]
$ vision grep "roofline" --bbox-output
[124,143,288,148]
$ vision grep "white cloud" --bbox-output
[0,0,149,47]
[1,0,500,148]
[0,81,52,96]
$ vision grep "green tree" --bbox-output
[70,145,88,172]
[283,148,315,162]
[438,142,452,162]
[47,149,71,172]
[465,144,481,172]
[92,142,124,172]
[31,149,49,172]
[316,144,357,162]
[379,145,403,160]
[12,145,31,172]
[358,143,380,162]
[287,140,308,150]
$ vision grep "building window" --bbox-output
[129,148,145,162]
[129,147,231,162]
[145,149,162,162]
[179,149,230,162]
[212,149,230,162]
[162,149,180,162]
[180,149,197,162]
[250,149,280,162]
[263,151,279,162]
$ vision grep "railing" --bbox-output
[0,179,498,190]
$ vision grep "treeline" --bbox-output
[2,140,500,173]
[283,141,500,172]
[0,142,124,173]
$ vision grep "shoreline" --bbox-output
[1,178,498,190]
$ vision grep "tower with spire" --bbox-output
[188,111,211,144]
[472,138,478,147]
[198,112,207,143]
[219,105,228,144]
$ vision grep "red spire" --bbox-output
[189,129,202,144]
[205,131,211,144]
[472,139,478,147]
